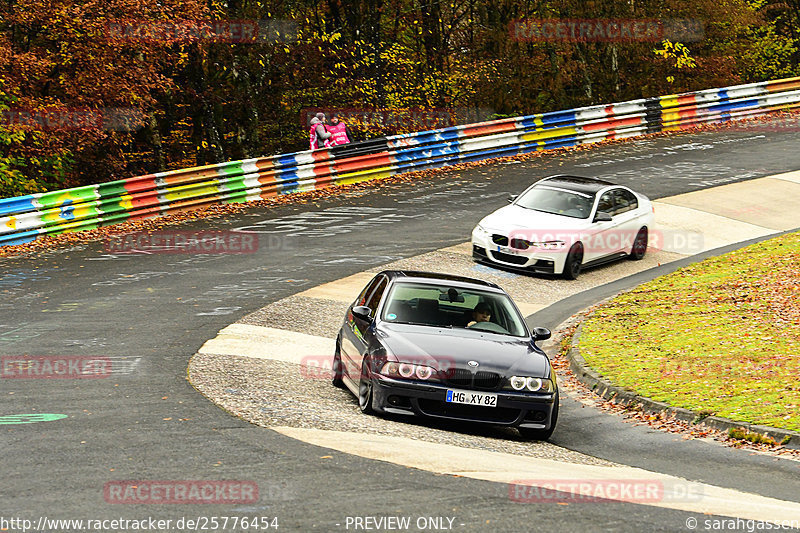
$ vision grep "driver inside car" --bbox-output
[467,302,492,327]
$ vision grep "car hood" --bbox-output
[479,204,589,233]
[376,323,549,377]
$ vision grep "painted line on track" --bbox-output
[272,427,800,522]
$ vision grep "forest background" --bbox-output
[1,0,797,197]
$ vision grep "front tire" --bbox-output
[562,243,583,280]
[629,228,648,260]
[519,391,559,441]
[358,366,375,415]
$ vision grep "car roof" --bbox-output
[376,270,503,291]
[535,175,616,194]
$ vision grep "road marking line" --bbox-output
[273,427,800,521]
[296,272,374,302]
[770,170,800,184]
[198,324,333,364]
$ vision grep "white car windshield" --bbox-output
[516,186,593,219]
[381,282,529,337]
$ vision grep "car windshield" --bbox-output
[516,185,593,219]
[380,282,528,337]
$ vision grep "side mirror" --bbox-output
[594,211,613,222]
[352,306,372,321]
[507,194,518,204]
[532,327,551,341]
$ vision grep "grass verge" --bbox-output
[580,230,800,432]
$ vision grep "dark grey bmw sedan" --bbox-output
[333,270,558,440]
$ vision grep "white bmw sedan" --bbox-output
[471,175,654,279]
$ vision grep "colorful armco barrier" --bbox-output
[2,76,800,247]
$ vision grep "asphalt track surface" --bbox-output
[2,125,800,532]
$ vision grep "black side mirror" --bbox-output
[532,327,551,341]
[507,194,518,204]
[352,306,372,321]
[594,211,613,222]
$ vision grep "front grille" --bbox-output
[475,371,502,389]
[444,369,502,391]
[491,251,528,265]
[491,234,509,246]
[509,238,530,250]
[417,399,519,424]
[447,368,473,388]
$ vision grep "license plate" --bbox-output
[497,245,517,255]
[446,389,497,407]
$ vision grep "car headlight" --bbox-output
[510,376,527,390]
[415,365,433,380]
[530,241,566,250]
[381,362,439,381]
[508,376,554,392]
[526,377,542,391]
[473,224,489,238]
[398,363,414,378]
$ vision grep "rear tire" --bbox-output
[519,391,559,441]
[629,228,648,260]
[332,340,345,389]
[562,244,583,280]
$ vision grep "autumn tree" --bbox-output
[1,0,796,198]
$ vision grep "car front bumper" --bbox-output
[371,375,557,430]
[471,229,569,275]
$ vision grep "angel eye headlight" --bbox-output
[415,365,433,380]
[398,363,415,378]
[525,377,543,391]
[508,376,553,392]
[510,376,527,390]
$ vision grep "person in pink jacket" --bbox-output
[326,113,353,145]
[309,112,332,150]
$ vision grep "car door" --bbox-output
[341,275,379,384]
[584,190,623,263]
[341,274,388,387]
[612,188,641,253]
